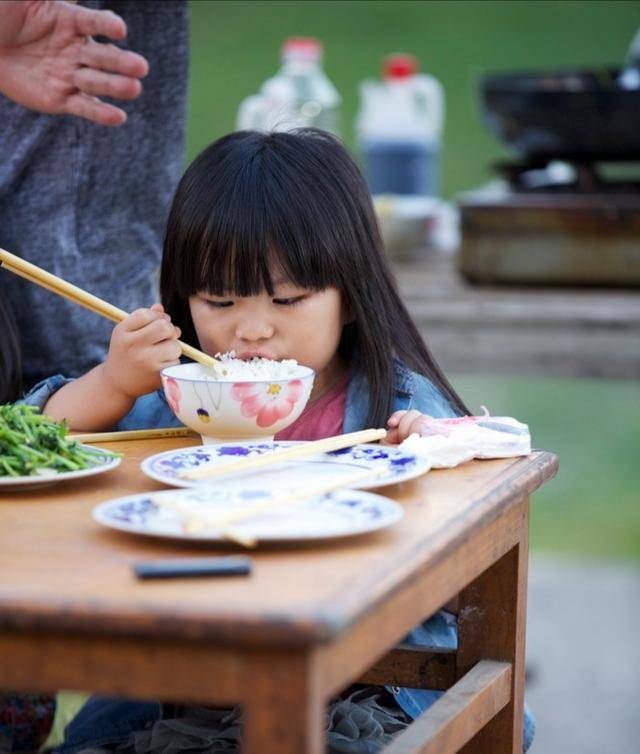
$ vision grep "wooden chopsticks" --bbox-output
[156,465,388,547]
[180,428,388,480]
[0,248,219,370]
[70,427,198,444]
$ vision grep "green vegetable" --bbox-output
[0,404,121,477]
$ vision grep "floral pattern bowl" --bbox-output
[160,362,315,443]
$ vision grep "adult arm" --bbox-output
[0,0,149,125]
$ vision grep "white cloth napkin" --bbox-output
[399,409,531,468]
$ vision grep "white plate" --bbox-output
[93,486,403,543]
[0,446,122,492]
[141,441,430,490]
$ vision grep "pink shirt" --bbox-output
[275,375,348,441]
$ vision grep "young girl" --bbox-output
[26,129,534,753]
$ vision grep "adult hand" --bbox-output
[0,0,149,126]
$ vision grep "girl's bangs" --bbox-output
[176,137,347,298]
[191,206,342,298]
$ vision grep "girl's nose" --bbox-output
[235,317,274,342]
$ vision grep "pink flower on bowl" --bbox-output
[231,379,304,428]
[165,377,182,414]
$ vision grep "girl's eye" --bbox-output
[205,300,233,309]
[273,296,305,306]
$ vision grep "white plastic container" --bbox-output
[237,37,341,135]
[356,53,444,196]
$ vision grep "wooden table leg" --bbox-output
[457,496,530,754]
[243,651,326,754]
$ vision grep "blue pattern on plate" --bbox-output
[113,498,158,524]
[217,444,273,456]
[156,449,213,471]
[94,486,403,542]
[142,442,426,491]
[327,445,416,470]
[240,490,270,500]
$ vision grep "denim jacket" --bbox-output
[24,357,456,433]
[24,363,533,752]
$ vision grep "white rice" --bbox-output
[204,351,302,380]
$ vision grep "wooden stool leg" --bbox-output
[457,497,530,754]
[242,652,325,754]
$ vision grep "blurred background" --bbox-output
[187,3,640,751]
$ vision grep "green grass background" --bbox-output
[453,376,640,559]
[188,0,640,194]
[187,0,640,559]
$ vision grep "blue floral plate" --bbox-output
[93,486,403,543]
[140,442,430,490]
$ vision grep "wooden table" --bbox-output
[0,438,557,754]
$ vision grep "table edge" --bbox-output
[0,451,559,647]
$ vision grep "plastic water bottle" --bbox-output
[356,53,444,196]
[237,37,341,135]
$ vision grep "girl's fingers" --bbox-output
[74,67,142,101]
[396,410,424,441]
[123,308,168,332]
[380,428,401,445]
[146,336,182,367]
[385,411,432,444]
[384,411,419,445]
[160,343,183,363]
[385,410,424,444]
[387,410,406,428]
[137,318,180,345]
[406,416,432,439]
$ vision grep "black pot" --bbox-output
[480,67,640,162]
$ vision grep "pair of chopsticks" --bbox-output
[172,427,389,547]
[71,426,385,458]
[0,248,219,370]
[180,428,388,480]
[156,464,388,548]
[70,427,197,444]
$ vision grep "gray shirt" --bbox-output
[0,0,189,388]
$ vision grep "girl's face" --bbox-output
[188,275,347,398]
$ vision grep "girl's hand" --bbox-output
[102,304,181,399]
[383,409,433,445]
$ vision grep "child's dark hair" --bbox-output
[161,129,468,425]
[0,295,22,403]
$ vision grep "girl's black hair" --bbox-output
[0,295,22,403]
[160,129,468,424]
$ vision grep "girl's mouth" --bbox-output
[237,350,278,361]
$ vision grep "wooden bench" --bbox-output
[395,252,640,379]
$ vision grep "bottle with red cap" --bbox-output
[237,37,341,135]
[356,53,444,196]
